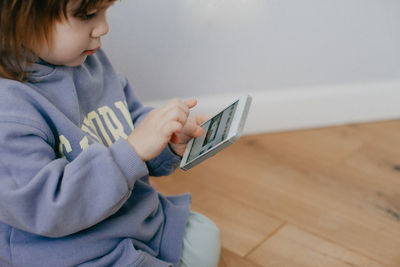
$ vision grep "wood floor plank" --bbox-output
[155,178,284,256]
[152,120,400,266]
[218,248,261,267]
[247,224,384,267]
[200,142,400,265]
[159,166,399,266]
[191,190,284,257]
[238,124,400,227]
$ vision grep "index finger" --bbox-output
[183,99,197,109]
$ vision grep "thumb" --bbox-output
[196,114,211,126]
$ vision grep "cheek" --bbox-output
[53,34,84,54]
[39,37,87,66]
[52,23,89,52]
[39,21,91,65]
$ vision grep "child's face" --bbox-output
[37,1,113,66]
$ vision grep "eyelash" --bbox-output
[84,12,97,20]
[76,4,112,21]
[78,11,97,21]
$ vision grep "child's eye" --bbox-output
[80,11,97,20]
[85,12,97,20]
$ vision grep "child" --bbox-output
[0,0,220,266]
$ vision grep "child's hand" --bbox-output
[169,113,209,157]
[126,99,203,161]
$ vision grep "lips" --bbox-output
[83,47,100,55]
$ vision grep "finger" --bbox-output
[171,132,196,145]
[183,121,204,138]
[171,121,203,144]
[162,121,184,139]
[193,126,204,137]
[163,99,190,119]
[170,132,180,144]
[183,98,197,109]
[196,114,211,126]
[160,99,188,115]
[173,109,188,126]
[160,105,188,126]
[171,132,186,144]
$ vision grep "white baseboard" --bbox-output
[144,81,400,135]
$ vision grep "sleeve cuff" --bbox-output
[109,138,149,189]
[146,144,181,177]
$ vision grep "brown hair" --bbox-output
[0,0,116,81]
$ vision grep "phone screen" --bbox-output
[186,100,238,162]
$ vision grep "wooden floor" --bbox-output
[152,119,400,267]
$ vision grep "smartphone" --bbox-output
[180,95,252,171]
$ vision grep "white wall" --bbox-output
[103,0,400,134]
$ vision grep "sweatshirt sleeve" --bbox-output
[0,117,149,238]
[119,74,181,177]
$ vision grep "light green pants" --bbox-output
[179,211,221,267]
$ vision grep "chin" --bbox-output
[64,56,88,67]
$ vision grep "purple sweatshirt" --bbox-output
[0,49,191,266]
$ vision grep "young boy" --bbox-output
[0,0,220,266]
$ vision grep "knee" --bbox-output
[180,212,221,267]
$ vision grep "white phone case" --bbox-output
[180,95,252,171]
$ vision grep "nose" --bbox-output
[91,16,109,38]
